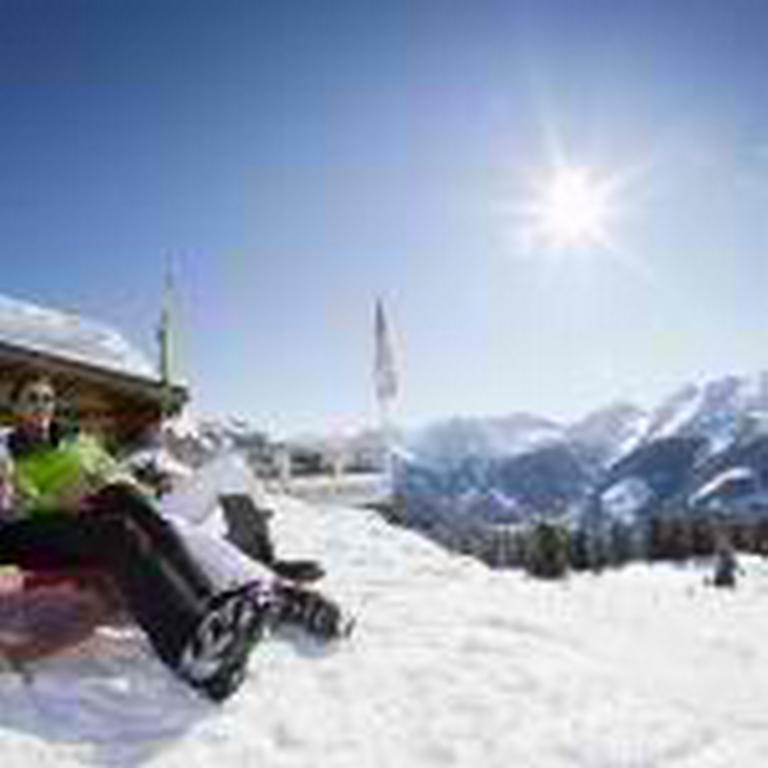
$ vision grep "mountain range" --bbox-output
[395,369,768,529]
[159,369,768,532]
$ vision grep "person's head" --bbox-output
[10,374,56,435]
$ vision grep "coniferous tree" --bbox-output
[525,519,570,579]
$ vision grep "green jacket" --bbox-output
[13,433,128,516]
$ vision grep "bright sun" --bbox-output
[528,166,613,250]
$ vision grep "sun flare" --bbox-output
[526,166,614,250]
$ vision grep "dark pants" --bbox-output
[0,484,216,668]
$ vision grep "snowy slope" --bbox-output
[3,496,768,766]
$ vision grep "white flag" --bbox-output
[374,298,398,403]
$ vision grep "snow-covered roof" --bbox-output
[0,293,157,381]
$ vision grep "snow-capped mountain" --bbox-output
[394,370,768,553]
[583,371,768,529]
[639,372,768,454]
[565,401,649,469]
[405,413,563,470]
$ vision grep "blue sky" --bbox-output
[3,0,768,437]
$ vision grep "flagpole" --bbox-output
[379,392,394,496]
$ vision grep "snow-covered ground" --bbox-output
[2,493,768,767]
[277,472,386,507]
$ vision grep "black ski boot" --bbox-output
[177,583,269,702]
[268,582,354,640]
[271,559,325,584]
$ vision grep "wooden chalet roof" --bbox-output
[0,294,187,413]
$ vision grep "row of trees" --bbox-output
[384,484,768,579]
[405,512,768,580]
[520,514,768,579]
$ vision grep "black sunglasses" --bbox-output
[21,390,56,405]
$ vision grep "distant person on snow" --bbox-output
[712,534,739,588]
[0,374,349,702]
